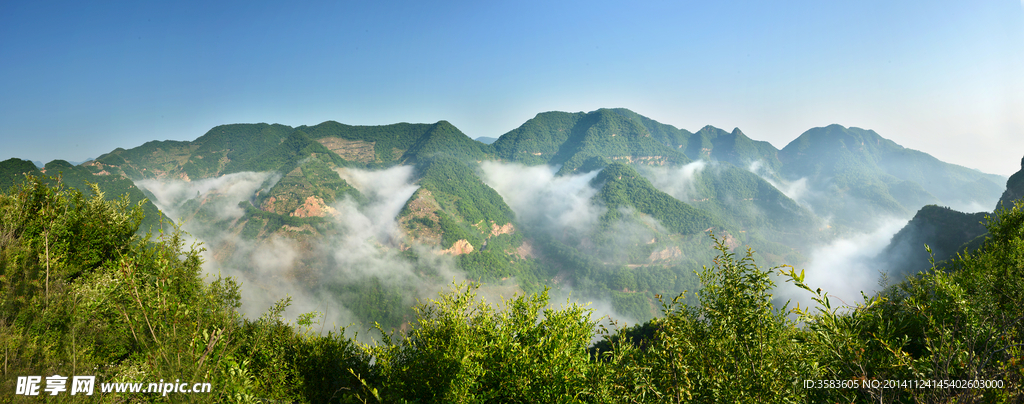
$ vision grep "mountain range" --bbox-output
[0,108,1012,327]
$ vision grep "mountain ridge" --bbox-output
[3,107,1013,329]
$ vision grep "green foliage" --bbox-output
[235,297,368,403]
[492,109,690,174]
[1,158,169,234]
[297,121,435,166]
[0,174,369,402]
[362,283,598,403]
[402,121,492,164]
[415,156,515,250]
[597,235,810,403]
[4,153,1022,403]
[782,202,1024,402]
[0,176,248,401]
[594,163,719,235]
[233,129,352,174]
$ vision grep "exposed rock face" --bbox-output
[261,196,281,214]
[440,239,474,255]
[316,137,376,163]
[516,240,535,259]
[291,196,336,218]
[399,188,443,246]
[722,232,740,250]
[490,222,514,237]
[648,246,681,262]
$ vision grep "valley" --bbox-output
[2,107,1006,331]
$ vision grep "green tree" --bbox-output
[362,283,597,403]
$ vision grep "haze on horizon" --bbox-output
[1,1,1023,176]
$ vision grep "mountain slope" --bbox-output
[0,158,41,191]
[593,163,719,236]
[686,126,783,174]
[91,123,294,180]
[996,156,1024,210]
[778,124,1002,229]
[877,205,989,280]
[401,121,492,164]
[493,109,690,174]
[878,153,1024,281]
[399,156,538,283]
[0,158,168,233]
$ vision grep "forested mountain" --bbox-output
[997,155,1024,210]
[0,157,168,233]
[492,109,691,174]
[3,173,1022,402]
[778,124,1004,229]
[3,108,1009,335]
[876,205,989,279]
[4,107,1022,401]
[877,153,1024,279]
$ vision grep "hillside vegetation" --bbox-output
[2,177,1020,402]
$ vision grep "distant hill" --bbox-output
[778,124,1003,229]
[90,120,490,182]
[493,109,690,175]
[475,136,498,145]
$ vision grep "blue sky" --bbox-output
[2,1,1023,175]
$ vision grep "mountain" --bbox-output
[13,107,1012,330]
[643,162,823,250]
[876,205,989,279]
[682,125,783,175]
[996,156,1024,210]
[474,136,498,145]
[399,156,538,282]
[493,109,690,175]
[0,158,41,191]
[0,158,169,233]
[593,163,719,237]
[778,124,1004,229]
[298,120,491,166]
[89,120,491,181]
[878,153,1024,279]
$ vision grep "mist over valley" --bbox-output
[3,108,1008,333]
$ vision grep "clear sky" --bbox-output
[2,1,1022,175]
